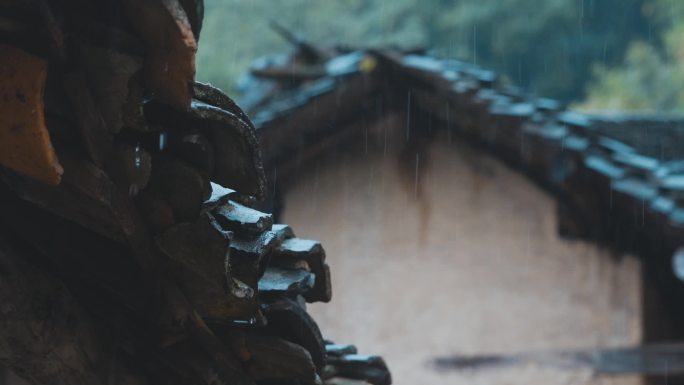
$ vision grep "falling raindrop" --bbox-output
[406,90,411,141]
[446,101,452,145]
[368,163,375,195]
[159,132,167,151]
[602,40,608,67]
[383,122,388,158]
[414,152,420,199]
[269,168,278,213]
[672,248,684,282]
[134,143,142,168]
[473,24,477,65]
[313,164,320,212]
[609,179,613,209]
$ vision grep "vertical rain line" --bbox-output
[369,164,375,196]
[473,24,477,65]
[379,95,388,157]
[383,120,388,157]
[520,124,525,158]
[609,180,613,209]
[602,40,607,67]
[414,153,420,200]
[578,0,584,42]
[271,168,278,210]
[642,199,645,227]
[313,164,320,212]
[406,90,411,141]
[446,102,452,145]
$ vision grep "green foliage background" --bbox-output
[580,0,684,112]
[196,0,683,112]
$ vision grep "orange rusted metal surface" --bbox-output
[0,43,62,185]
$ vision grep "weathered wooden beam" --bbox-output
[244,332,319,385]
[213,199,273,236]
[258,267,315,297]
[155,213,258,323]
[122,0,197,110]
[0,234,123,385]
[191,100,266,199]
[274,238,332,303]
[262,297,326,371]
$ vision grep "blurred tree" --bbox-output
[581,0,684,113]
[197,0,650,103]
[580,42,684,112]
[433,0,649,100]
